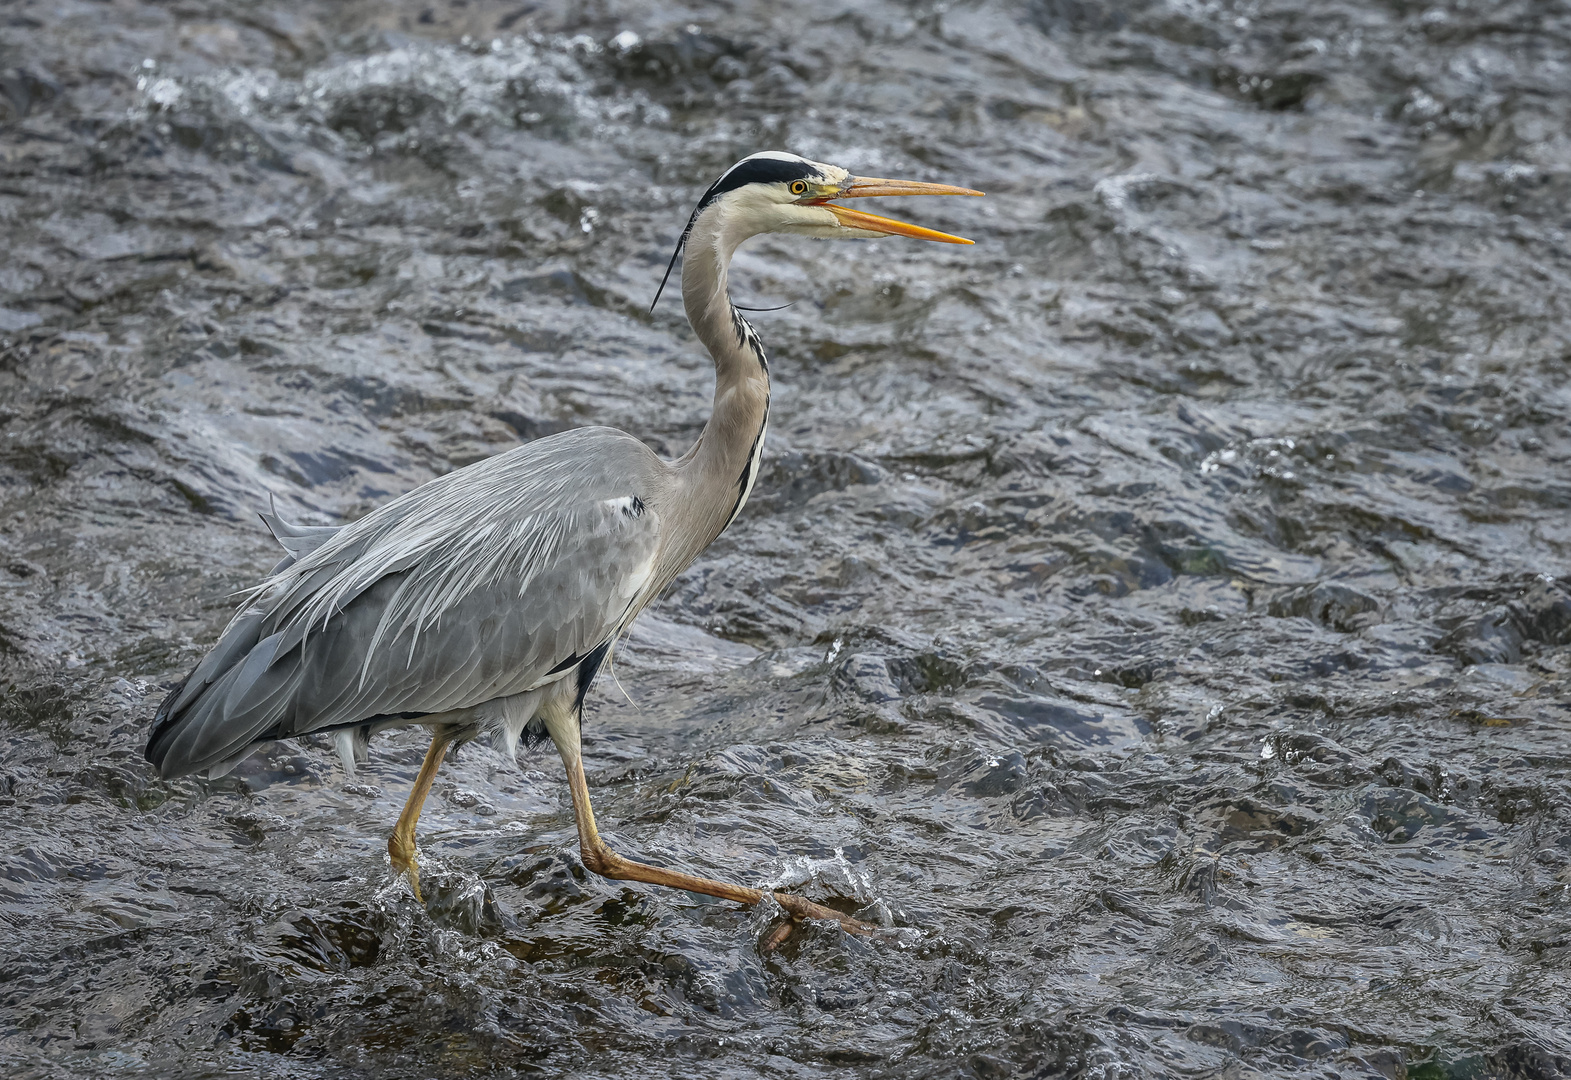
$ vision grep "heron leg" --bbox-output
[387,730,454,902]
[543,704,870,940]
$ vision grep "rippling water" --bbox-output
[4,0,1571,1076]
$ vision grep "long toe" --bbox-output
[772,892,873,934]
[761,919,797,952]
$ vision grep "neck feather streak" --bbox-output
[671,203,773,560]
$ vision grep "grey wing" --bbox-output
[147,431,663,778]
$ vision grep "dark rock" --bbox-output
[943,750,1028,798]
[1438,608,1524,665]
[1512,577,1571,646]
[1439,577,1571,665]
[834,653,901,703]
[1269,582,1381,632]
[1213,64,1325,110]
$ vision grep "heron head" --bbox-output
[652,151,983,310]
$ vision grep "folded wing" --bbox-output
[146,429,662,778]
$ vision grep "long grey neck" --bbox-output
[666,206,772,571]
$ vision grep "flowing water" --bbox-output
[3,0,1571,1076]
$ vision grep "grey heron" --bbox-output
[145,152,981,937]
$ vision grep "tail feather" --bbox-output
[146,630,302,779]
[146,500,348,780]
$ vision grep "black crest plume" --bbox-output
[649,155,819,313]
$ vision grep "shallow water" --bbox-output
[3,0,1571,1076]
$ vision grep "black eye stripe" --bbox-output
[696,156,817,212]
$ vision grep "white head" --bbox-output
[652,151,982,309]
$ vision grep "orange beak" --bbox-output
[812,177,984,245]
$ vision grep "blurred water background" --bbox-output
[2,0,1570,1076]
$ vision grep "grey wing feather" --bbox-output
[147,428,664,778]
[260,494,343,573]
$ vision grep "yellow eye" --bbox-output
[790,180,808,196]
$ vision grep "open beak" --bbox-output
[814,177,984,245]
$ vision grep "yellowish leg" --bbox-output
[387,730,454,902]
[547,709,871,942]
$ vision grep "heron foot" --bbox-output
[768,890,866,930]
[551,729,874,947]
[388,831,423,902]
[581,839,873,946]
[761,891,873,951]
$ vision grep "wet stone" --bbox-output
[1268,581,1382,632]
[939,749,1028,799]
[1439,607,1526,666]
[833,653,901,703]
